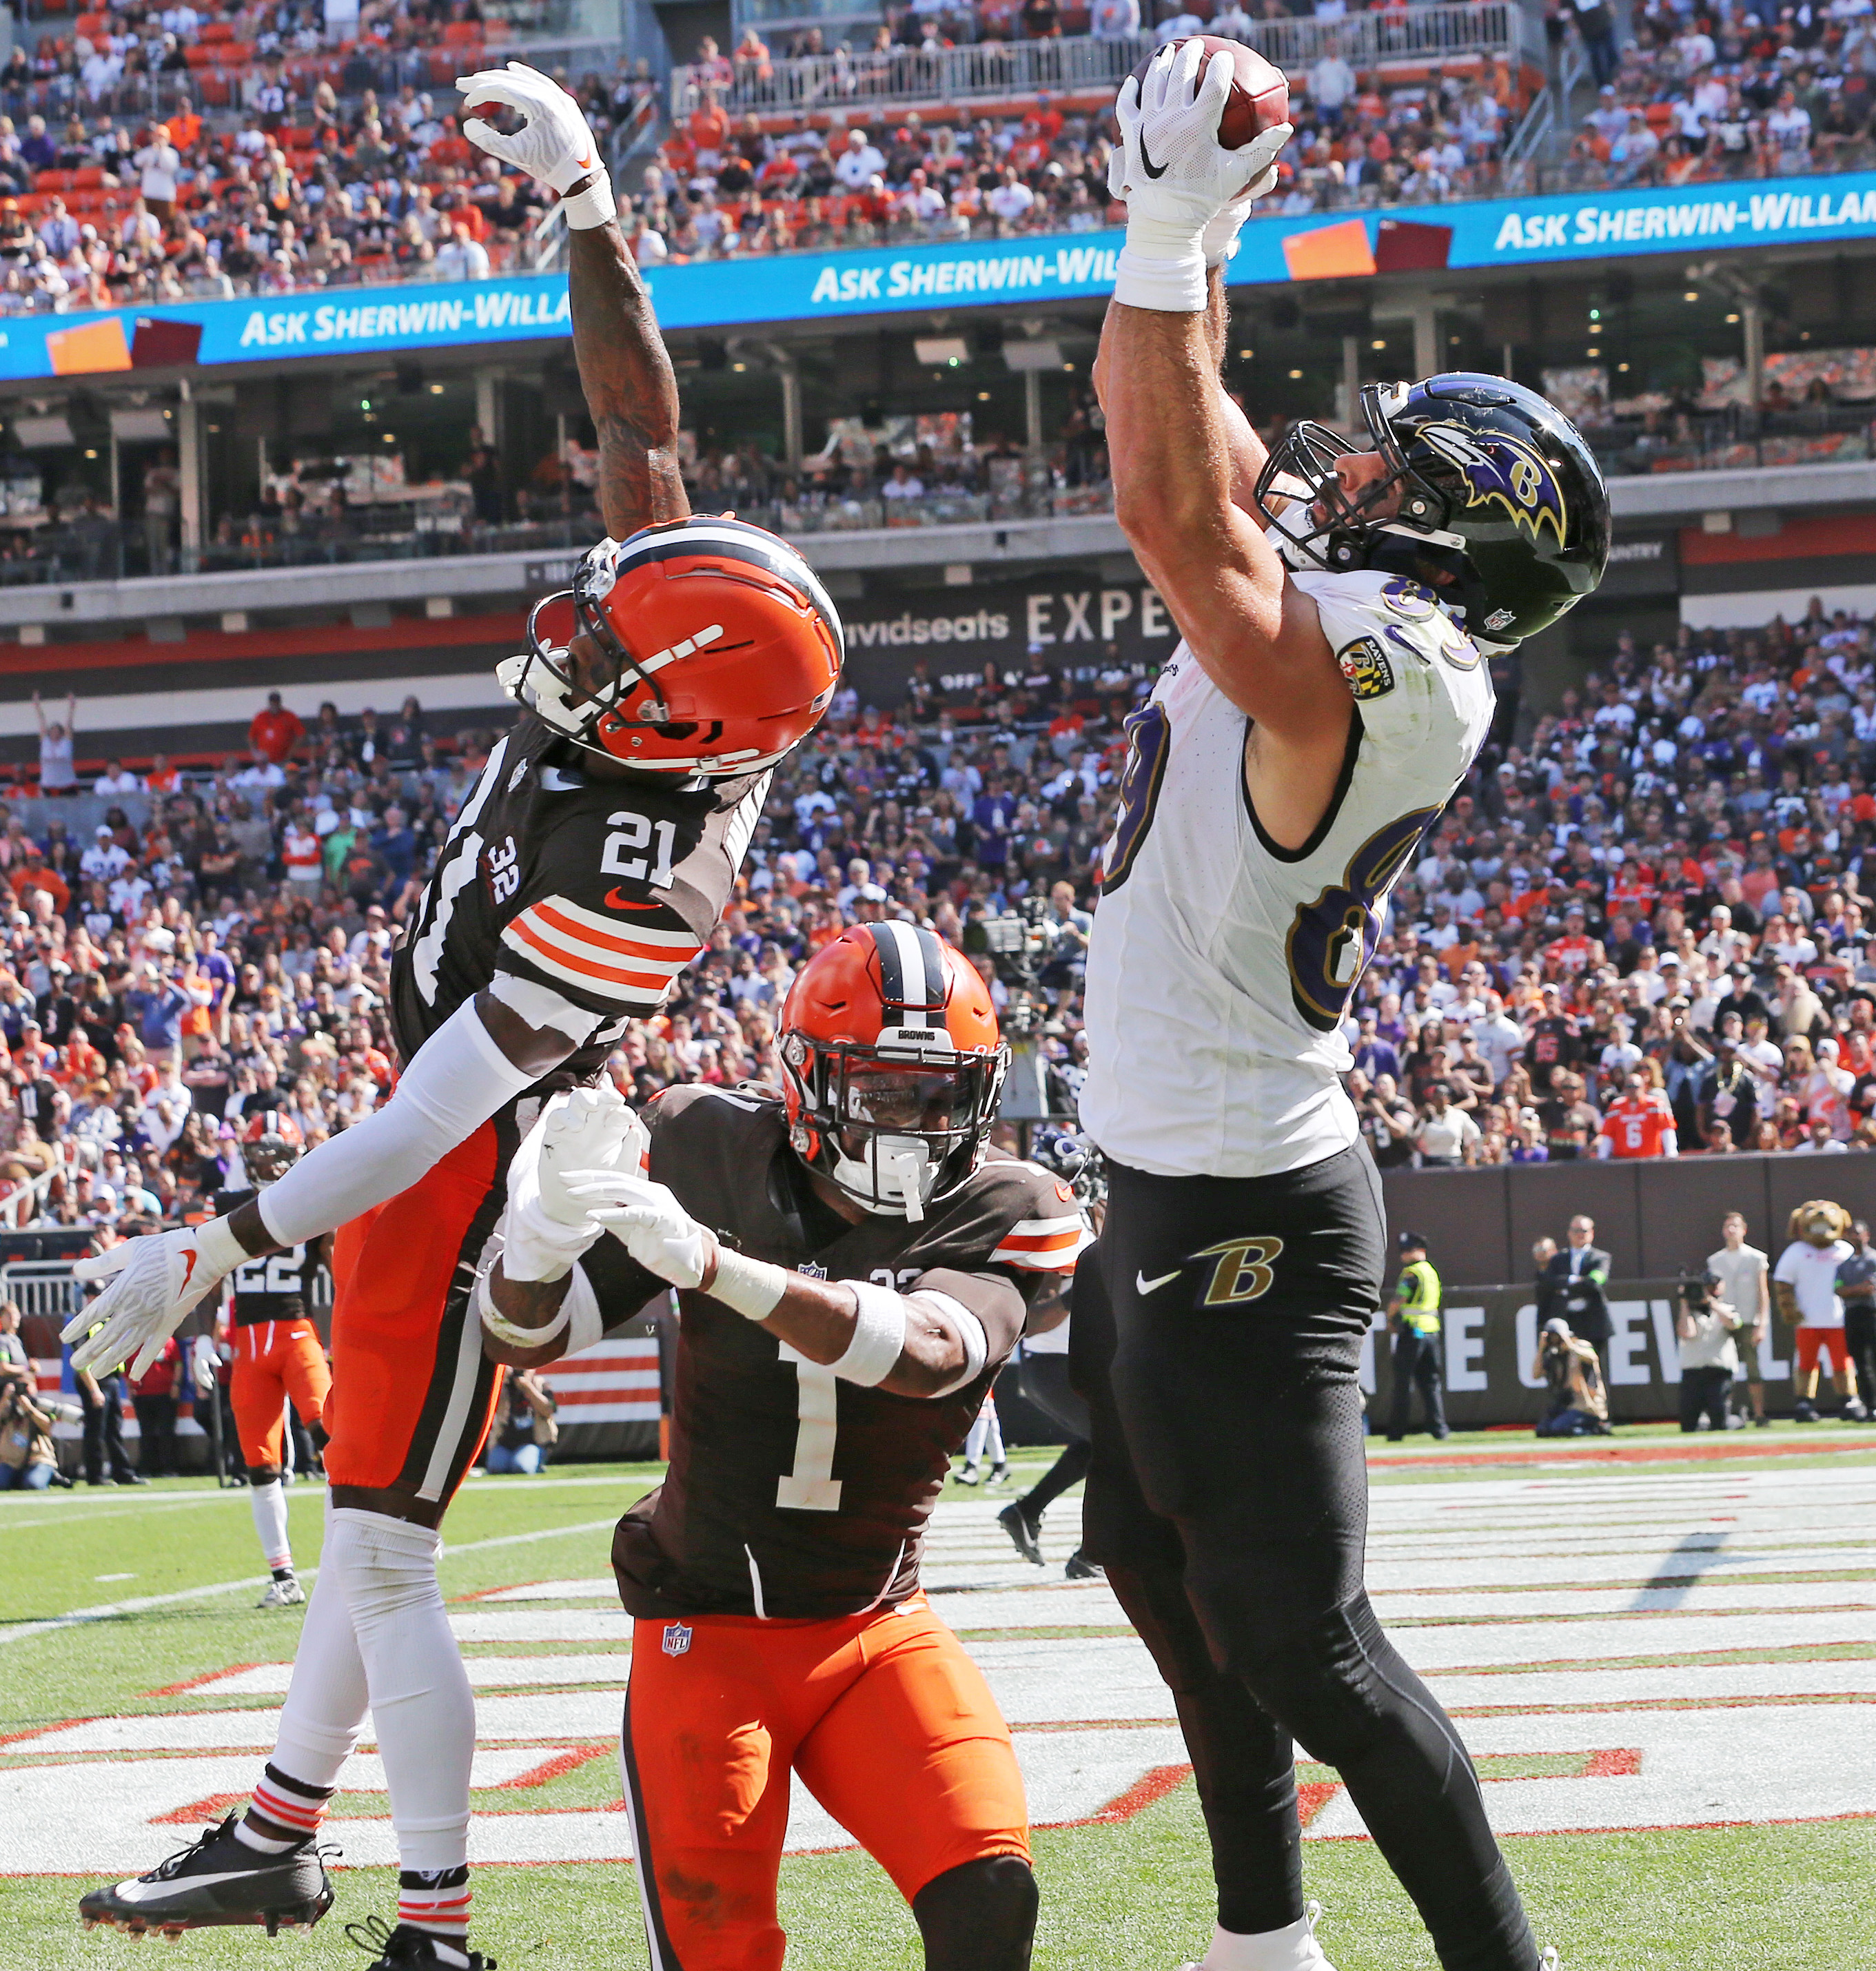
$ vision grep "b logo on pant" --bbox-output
[1193,1237,1285,1306]
[662,1622,692,1657]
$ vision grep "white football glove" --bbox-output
[63,1218,244,1378]
[502,1082,647,1283]
[562,1168,713,1291]
[457,60,604,196]
[1108,41,1293,225]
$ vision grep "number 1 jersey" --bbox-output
[389,715,769,1074]
[1079,569,1494,1178]
[592,1083,1092,1620]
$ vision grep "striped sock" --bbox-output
[236,1762,333,1850]
[398,1866,471,1950]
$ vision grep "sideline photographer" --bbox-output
[1531,1316,1611,1436]
[1675,1268,1744,1433]
[0,1369,74,1489]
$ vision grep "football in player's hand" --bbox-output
[1130,36,1290,149]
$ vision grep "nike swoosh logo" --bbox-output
[1137,132,1168,180]
[605,889,662,910]
[1136,1267,1182,1295]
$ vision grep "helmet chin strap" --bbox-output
[830,1134,935,1221]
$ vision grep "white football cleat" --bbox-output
[1179,1901,1335,1971]
[258,1573,306,1609]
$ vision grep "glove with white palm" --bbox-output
[502,1082,648,1283]
[63,1217,246,1378]
[456,60,617,228]
[1108,39,1293,312]
[562,1169,714,1291]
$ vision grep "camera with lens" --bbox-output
[961,894,1054,991]
[1678,1267,1721,1309]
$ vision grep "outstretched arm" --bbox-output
[569,219,690,540]
[451,60,689,544]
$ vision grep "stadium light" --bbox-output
[915,336,970,367]
[1003,340,1063,373]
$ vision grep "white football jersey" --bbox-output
[1079,568,1495,1178]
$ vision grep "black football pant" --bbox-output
[1386,1327,1447,1440]
[81,1372,135,1484]
[1074,1147,1538,1971]
[1016,1352,1092,1523]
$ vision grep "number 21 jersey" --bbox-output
[1079,569,1493,1178]
[389,714,769,1074]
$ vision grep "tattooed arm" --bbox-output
[568,212,691,540]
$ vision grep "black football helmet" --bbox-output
[1254,374,1611,651]
[1028,1127,1106,1209]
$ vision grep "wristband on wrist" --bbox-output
[559,170,617,230]
[709,1244,788,1320]
[476,1265,571,1350]
[1114,241,1207,313]
[195,1215,247,1282]
[833,1280,908,1387]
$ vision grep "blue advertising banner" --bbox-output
[3,170,1873,382]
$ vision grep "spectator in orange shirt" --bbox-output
[248,692,304,766]
[689,88,730,167]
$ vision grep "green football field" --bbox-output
[4,1429,1874,1970]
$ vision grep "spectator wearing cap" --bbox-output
[1386,1232,1448,1441]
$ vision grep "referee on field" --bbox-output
[1386,1232,1449,1442]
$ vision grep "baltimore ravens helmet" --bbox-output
[1254,374,1611,651]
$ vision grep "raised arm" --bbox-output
[456,60,690,540]
[569,221,689,540]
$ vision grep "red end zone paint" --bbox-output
[1083,1762,1192,1824]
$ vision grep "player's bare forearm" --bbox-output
[702,1252,983,1400]
[1096,296,1336,733]
[1201,267,1270,511]
[483,1261,577,1369]
[569,220,689,541]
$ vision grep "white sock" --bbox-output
[964,1411,990,1464]
[983,1402,1006,1464]
[326,1509,476,1883]
[250,1479,292,1574]
[1203,1904,1329,1971]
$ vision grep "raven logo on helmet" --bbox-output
[1415,423,1567,548]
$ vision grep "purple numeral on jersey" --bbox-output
[1285,806,1442,1034]
[1101,701,1172,893]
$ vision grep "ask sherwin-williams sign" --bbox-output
[7,170,1876,381]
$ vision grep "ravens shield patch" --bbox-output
[1337,637,1396,701]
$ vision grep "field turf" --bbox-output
[4,1428,1873,1969]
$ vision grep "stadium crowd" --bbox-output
[0,0,1872,307]
[6,589,1876,1234]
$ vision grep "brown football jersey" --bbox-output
[584,1082,1090,1620]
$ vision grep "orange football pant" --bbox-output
[1795,1325,1850,1378]
[621,1593,1029,1971]
[323,1123,503,1498]
[230,1319,331,1470]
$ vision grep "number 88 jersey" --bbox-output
[389,713,771,1075]
[1079,569,1493,1181]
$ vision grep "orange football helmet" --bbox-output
[779,923,1007,1218]
[241,1109,303,1185]
[499,516,844,777]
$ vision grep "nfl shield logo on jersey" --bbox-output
[797,1261,828,1280]
[662,1622,692,1657]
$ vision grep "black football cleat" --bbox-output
[997,1501,1045,1566]
[79,1814,334,1937]
[346,1914,497,1968]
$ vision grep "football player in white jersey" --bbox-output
[1074,42,1608,1971]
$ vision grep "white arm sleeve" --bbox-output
[256,994,542,1248]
